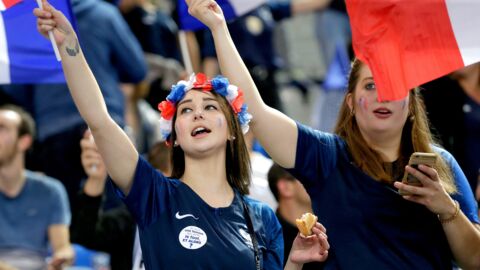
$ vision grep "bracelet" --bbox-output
[438,200,460,224]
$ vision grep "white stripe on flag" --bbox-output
[0,1,5,11]
[0,13,10,84]
[445,0,480,66]
[229,0,267,17]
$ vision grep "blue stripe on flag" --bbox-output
[177,0,241,31]
[322,43,351,92]
[2,0,75,84]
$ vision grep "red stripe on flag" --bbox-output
[346,0,464,100]
[3,0,22,9]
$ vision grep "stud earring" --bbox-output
[174,141,179,147]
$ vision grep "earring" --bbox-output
[174,141,179,147]
[229,135,236,141]
[350,108,355,116]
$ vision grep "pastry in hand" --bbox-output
[295,213,318,236]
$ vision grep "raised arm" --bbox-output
[34,0,137,193]
[186,0,297,168]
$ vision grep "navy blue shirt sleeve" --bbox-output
[114,156,178,228]
[437,148,480,224]
[288,122,340,189]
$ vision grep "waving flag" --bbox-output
[0,0,75,84]
[178,0,266,31]
[0,0,21,11]
[346,0,480,101]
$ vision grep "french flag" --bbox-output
[346,0,480,101]
[0,0,75,84]
[178,0,266,31]
[0,0,21,11]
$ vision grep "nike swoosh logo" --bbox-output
[175,212,199,220]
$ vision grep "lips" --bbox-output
[373,107,392,118]
[191,126,212,137]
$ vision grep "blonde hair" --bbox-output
[334,59,456,193]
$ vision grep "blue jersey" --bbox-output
[288,123,479,270]
[116,157,283,270]
[0,170,70,255]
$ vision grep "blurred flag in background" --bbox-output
[346,0,480,100]
[0,0,75,84]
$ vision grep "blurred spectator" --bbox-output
[202,0,329,112]
[267,163,321,269]
[1,0,147,203]
[121,83,163,155]
[70,132,171,270]
[311,0,352,132]
[0,105,72,270]
[119,0,180,60]
[421,63,480,195]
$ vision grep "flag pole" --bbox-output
[178,30,193,74]
[35,0,61,61]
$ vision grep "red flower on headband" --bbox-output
[231,89,244,113]
[158,100,176,120]
[193,73,212,91]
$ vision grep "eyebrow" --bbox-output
[362,77,374,82]
[177,97,218,108]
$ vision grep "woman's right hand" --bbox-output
[186,0,226,31]
[33,0,75,46]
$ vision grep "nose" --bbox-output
[193,110,204,120]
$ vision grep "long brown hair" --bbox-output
[334,59,456,193]
[169,90,252,195]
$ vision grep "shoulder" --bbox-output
[243,196,277,224]
[431,145,456,164]
[25,171,66,194]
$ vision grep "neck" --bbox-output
[182,150,234,207]
[277,199,312,226]
[0,156,26,198]
[361,129,401,162]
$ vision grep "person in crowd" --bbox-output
[190,0,480,268]
[1,0,147,203]
[71,133,172,270]
[0,105,72,270]
[268,164,322,269]
[199,0,331,112]
[421,63,480,199]
[34,2,329,269]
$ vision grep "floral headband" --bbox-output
[157,73,252,141]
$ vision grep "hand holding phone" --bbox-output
[399,152,437,195]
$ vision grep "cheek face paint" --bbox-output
[358,96,368,111]
[216,117,224,128]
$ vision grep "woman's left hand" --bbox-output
[288,222,330,264]
[394,165,457,217]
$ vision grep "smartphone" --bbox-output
[399,152,437,195]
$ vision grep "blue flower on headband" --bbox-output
[238,104,252,126]
[211,76,229,97]
[167,83,187,103]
